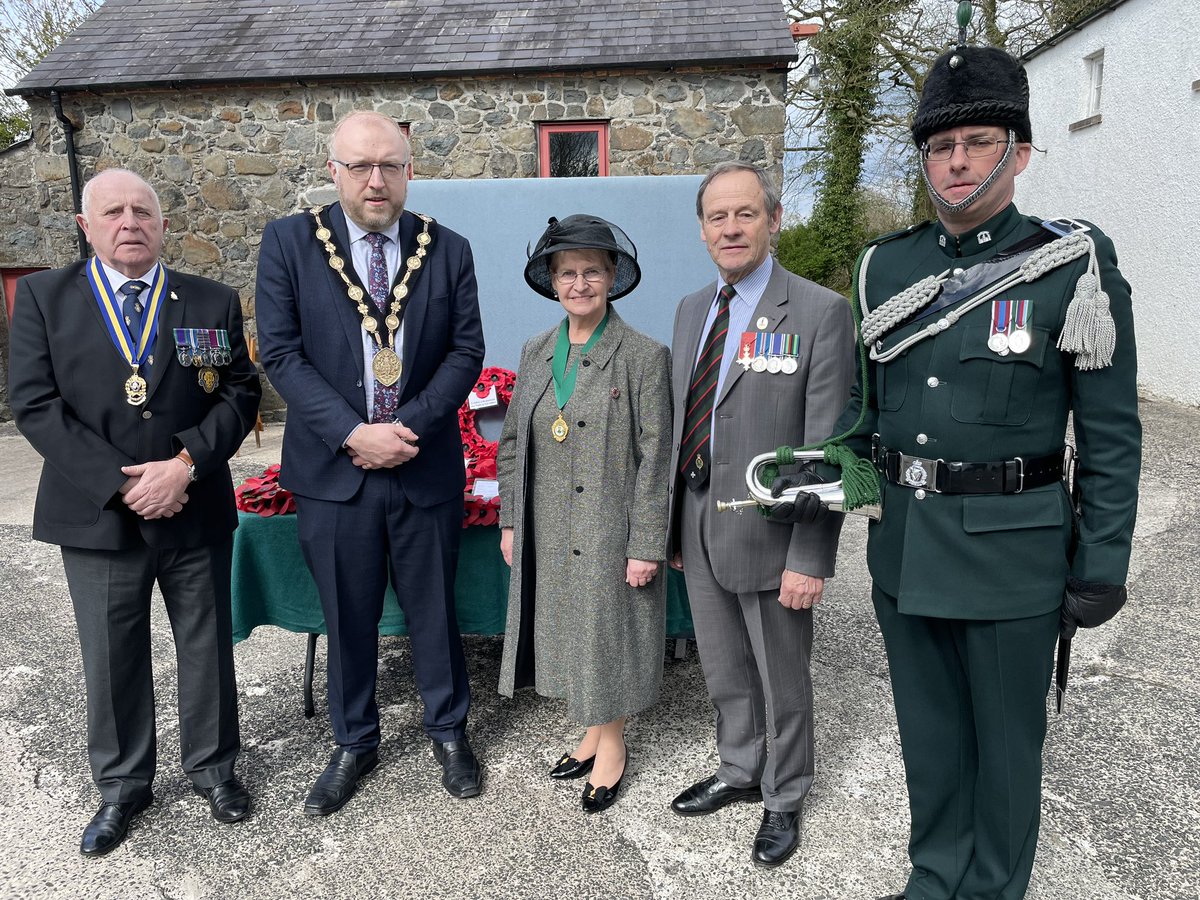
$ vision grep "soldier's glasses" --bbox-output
[330,160,409,180]
[922,138,1009,162]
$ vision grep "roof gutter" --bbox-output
[1021,0,1131,62]
[50,90,88,260]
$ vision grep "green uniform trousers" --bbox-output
[873,585,1059,900]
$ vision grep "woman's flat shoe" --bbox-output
[581,772,624,814]
[549,752,595,780]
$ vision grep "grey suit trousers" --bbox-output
[61,540,240,802]
[682,485,815,812]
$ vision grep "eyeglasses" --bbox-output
[330,159,409,180]
[553,268,609,286]
[921,137,1008,162]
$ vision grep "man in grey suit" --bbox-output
[667,162,855,867]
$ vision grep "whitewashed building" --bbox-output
[1014,0,1200,406]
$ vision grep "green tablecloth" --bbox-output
[231,512,694,642]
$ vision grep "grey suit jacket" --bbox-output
[667,258,856,593]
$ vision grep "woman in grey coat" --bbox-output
[497,215,672,814]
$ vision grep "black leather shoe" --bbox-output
[193,777,251,823]
[671,774,762,816]
[549,752,595,780]
[79,793,152,857]
[303,748,378,816]
[581,770,624,814]
[431,737,481,799]
[876,894,906,899]
[751,809,800,868]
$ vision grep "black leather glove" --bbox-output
[766,465,829,526]
[1059,577,1127,640]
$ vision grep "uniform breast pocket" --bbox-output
[951,325,1050,426]
[876,355,908,411]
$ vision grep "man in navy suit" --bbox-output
[9,169,261,855]
[255,111,484,812]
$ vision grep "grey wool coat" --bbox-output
[497,307,673,725]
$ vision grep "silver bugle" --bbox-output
[716,449,881,521]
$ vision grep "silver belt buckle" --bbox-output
[899,454,941,491]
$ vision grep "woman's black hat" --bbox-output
[524,215,641,301]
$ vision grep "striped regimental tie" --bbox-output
[680,284,735,491]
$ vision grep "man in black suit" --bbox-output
[255,111,484,812]
[8,168,261,856]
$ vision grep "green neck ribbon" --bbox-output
[552,311,609,411]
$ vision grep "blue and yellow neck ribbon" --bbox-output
[86,258,168,369]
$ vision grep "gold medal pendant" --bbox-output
[198,367,219,394]
[551,413,569,443]
[373,347,402,386]
[124,370,148,406]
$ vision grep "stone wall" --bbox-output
[0,66,785,418]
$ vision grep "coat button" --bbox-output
[572,549,581,556]
[141,410,152,419]
[916,433,928,445]
[356,380,363,388]
[914,489,927,500]
[926,377,940,388]
[581,359,590,367]
[577,421,585,428]
[575,485,584,493]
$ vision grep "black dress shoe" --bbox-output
[193,777,251,823]
[751,809,800,868]
[79,793,152,857]
[304,748,378,816]
[581,770,624,814]
[671,774,762,816]
[549,752,595,780]
[431,737,481,799]
[876,894,906,899]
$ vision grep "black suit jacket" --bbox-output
[9,262,261,551]
[255,204,484,505]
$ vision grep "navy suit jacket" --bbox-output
[9,262,261,551]
[255,204,484,505]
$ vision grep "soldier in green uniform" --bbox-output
[771,40,1140,900]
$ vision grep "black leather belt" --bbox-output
[874,443,1066,494]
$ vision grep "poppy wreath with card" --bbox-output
[461,367,515,527]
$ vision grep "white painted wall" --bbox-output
[1015,0,1200,406]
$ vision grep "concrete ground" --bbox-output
[0,398,1196,900]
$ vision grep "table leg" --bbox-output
[303,633,318,719]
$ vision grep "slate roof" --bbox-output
[12,0,797,95]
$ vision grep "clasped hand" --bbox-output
[348,421,420,469]
[120,459,190,519]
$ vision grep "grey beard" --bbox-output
[922,128,1016,214]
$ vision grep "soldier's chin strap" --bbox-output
[921,129,1016,215]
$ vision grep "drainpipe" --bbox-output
[50,90,88,260]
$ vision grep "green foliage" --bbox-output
[0,0,100,147]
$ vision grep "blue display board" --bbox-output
[408,174,711,372]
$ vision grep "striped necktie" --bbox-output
[680,284,735,491]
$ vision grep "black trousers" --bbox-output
[61,540,239,803]
[295,475,469,751]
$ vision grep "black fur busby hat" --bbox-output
[912,45,1032,147]
[524,214,641,301]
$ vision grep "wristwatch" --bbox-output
[176,451,197,483]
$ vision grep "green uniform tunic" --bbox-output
[833,203,1141,900]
